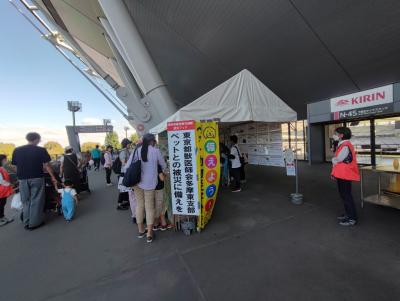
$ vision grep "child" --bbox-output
[58,180,78,221]
[0,154,14,226]
[153,165,173,231]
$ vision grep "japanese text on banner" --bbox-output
[197,121,220,229]
[167,121,200,216]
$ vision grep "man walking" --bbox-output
[91,145,101,171]
[104,145,113,186]
[12,132,57,230]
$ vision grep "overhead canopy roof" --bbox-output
[36,0,400,118]
[150,69,297,134]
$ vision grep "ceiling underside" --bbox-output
[44,0,400,119]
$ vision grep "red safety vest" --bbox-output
[0,167,13,198]
[331,141,360,181]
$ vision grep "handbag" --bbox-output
[11,193,23,211]
[122,147,141,187]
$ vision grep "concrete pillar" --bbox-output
[308,124,325,164]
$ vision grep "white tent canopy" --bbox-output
[150,69,297,134]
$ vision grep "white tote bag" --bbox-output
[10,193,23,211]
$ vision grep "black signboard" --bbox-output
[332,103,393,121]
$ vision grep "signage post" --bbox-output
[287,122,303,205]
[167,120,220,232]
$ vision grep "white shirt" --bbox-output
[230,144,242,169]
[104,152,113,168]
[58,187,77,197]
[332,140,350,165]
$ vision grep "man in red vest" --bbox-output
[331,127,360,226]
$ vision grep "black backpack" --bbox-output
[100,153,106,165]
[112,155,122,174]
[122,148,141,187]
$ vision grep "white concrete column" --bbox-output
[98,0,177,127]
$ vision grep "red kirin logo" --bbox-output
[336,99,349,106]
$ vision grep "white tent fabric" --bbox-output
[150,69,297,134]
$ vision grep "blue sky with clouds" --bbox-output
[0,1,132,146]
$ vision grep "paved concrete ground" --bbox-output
[1,163,400,301]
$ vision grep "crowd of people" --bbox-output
[0,126,361,234]
[0,131,175,239]
[96,134,173,243]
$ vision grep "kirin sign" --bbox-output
[330,85,393,120]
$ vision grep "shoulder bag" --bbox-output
[122,147,141,187]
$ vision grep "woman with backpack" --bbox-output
[132,134,166,243]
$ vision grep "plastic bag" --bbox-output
[11,193,23,211]
[89,159,94,166]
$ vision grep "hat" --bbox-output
[64,146,73,152]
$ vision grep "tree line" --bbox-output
[0,131,140,160]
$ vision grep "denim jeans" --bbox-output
[19,178,45,227]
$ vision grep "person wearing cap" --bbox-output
[116,138,131,210]
[60,146,81,194]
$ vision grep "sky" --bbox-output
[0,1,134,147]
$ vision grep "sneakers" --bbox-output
[106,183,113,186]
[117,204,129,211]
[137,230,147,238]
[339,219,357,226]
[161,224,174,231]
[147,236,153,243]
[0,217,8,226]
[25,221,45,231]
[337,214,348,221]
[231,188,241,192]
[153,225,161,231]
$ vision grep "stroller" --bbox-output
[44,172,62,215]
[79,166,91,193]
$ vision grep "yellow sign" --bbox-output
[195,121,220,230]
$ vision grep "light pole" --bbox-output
[67,101,82,133]
[103,119,111,127]
[103,119,111,133]
[124,126,129,138]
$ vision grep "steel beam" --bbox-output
[98,0,177,128]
